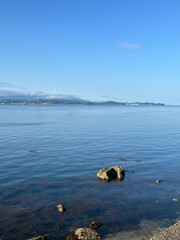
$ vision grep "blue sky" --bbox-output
[0,0,180,104]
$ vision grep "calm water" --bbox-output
[0,105,179,240]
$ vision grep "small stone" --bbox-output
[173,198,180,202]
[75,228,101,240]
[155,180,162,183]
[57,204,65,213]
[89,222,103,229]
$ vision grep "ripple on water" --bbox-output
[0,105,180,239]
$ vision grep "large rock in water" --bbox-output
[75,228,101,240]
[97,166,125,181]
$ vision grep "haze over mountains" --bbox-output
[0,89,83,102]
[0,82,84,101]
[0,82,164,105]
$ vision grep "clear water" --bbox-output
[0,105,179,240]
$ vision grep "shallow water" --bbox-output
[0,105,180,239]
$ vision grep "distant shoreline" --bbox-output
[0,99,165,106]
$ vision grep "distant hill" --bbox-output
[0,98,165,106]
[0,83,165,106]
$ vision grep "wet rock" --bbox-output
[75,227,101,240]
[66,234,78,240]
[97,166,125,181]
[89,221,103,229]
[173,198,180,202]
[57,204,65,213]
[155,180,162,183]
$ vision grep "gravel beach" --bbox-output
[150,221,180,240]
[105,220,180,240]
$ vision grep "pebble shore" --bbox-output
[150,221,180,240]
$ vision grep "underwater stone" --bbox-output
[173,198,180,202]
[97,166,125,181]
[66,234,78,240]
[28,235,48,240]
[75,228,101,240]
[57,204,65,213]
[89,222,103,229]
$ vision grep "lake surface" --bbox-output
[0,105,179,240]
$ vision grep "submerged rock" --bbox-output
[66,234,78,240]
[57,204,65,213]
[75,227,101,240]
[89,222,103,229]
[28,235,48,240]
[97,166,125,181]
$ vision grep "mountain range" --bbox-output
[0,82,165,106]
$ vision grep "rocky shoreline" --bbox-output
[29,221,180,240]
[150,221,180,240]
[105,220,180,240]
[27,166,179,240]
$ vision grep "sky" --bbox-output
[0,0,180,104]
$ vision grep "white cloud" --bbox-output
[0,85,83,101]
[0,82,14,88]
[0,81,26,90]
[118,42,141,50]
